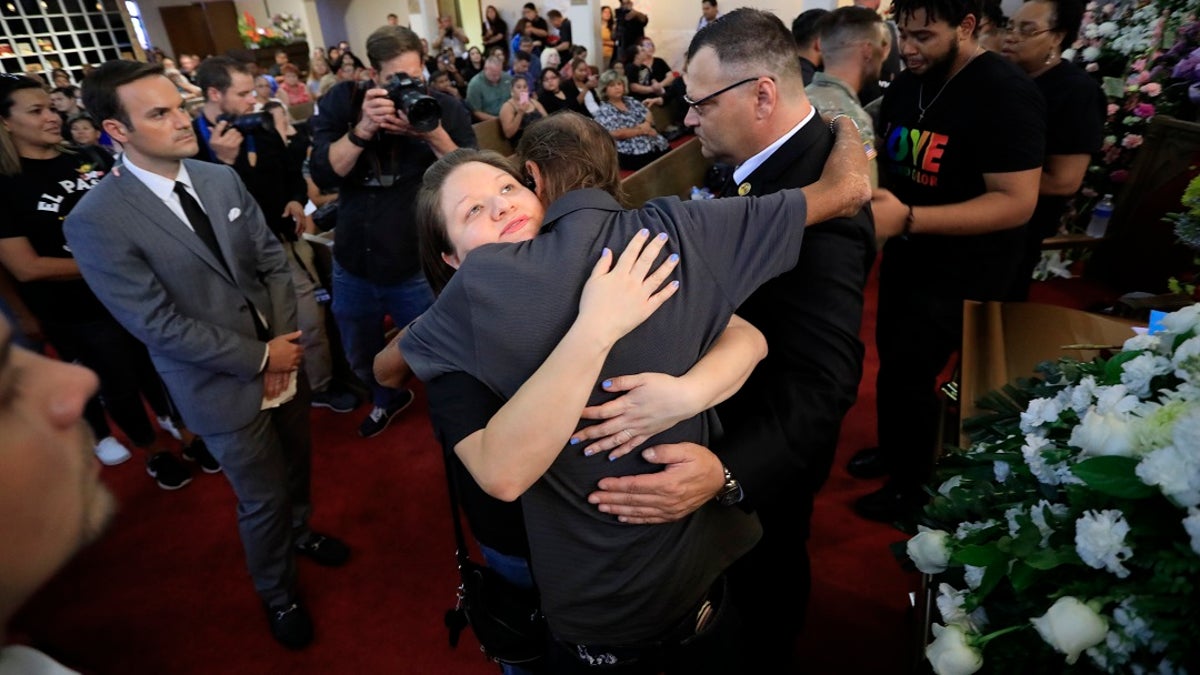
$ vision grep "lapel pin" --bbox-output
[737,182,751,196]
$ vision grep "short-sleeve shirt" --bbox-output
[402,187,814,644]
[877,51,1046,295]
[466,71,513,116]
[593,97,669,156]
[1027,60,1105,239]
[0,151,112,323]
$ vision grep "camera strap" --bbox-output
[197,113,258,167]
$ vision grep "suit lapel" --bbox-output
[730,118,828,197]
[113,161,236,285]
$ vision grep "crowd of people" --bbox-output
[0,0,1109,670]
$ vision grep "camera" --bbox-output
[383,74,442,133]
[217,112,273,135]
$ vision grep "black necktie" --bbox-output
[173,181,270,341]
[173,181,229,274]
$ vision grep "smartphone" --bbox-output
[519,91,530,105]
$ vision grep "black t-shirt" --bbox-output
[0,151,113,323]
[427,371,530,558]
[557,79,592,117]
[555,18,573,48]
[631,57,671,100]
[1027,61,1106,239]
[878,51,1045,295]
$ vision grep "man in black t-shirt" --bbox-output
[548,9,573,58]
[847,0,1046,523]
[614,0,649,65]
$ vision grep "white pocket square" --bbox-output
[227,207,241,220]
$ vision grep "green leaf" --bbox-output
[953,544,1006,567]
[1009,561,1040,592]
[1071,456,1157,499]
[1102,350,1142,384]
[1022,547,1079,570]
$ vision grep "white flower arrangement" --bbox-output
[907,303,1200,674]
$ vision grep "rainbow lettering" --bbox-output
[883,126,949,187]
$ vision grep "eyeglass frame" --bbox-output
[682,76,761,113]
[1004,22,1056,39]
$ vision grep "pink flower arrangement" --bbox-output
[1122,133,1145,148]
[1140,82,1163,96]
[1133,102,1156,117]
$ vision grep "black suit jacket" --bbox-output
[715,117,875,518]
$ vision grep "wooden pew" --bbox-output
[471,117,514,157]
[620,136,712,207]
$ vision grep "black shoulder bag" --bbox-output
[441,449,547,668]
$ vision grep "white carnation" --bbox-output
[1023,433,1061,485]
[1097,20,1118,36]
[1136,444,1200,508]
[1172,336,1200,382]
[1021,397,1064,432]
[994,461,1011,483]
[1075,509,1133,578]
[1095,384,1140,415]
[963,564,986,590]
[954,519,998,540]
[1030,500,1068,547]
[1172,407,1200,451]
[936,583,970,627]
[1069,376,1100,415]
[1183,507,1200,556]
[1082,45,1102,61]
[1006,505,1026,538]
[1121,353,1172,397]
[1123,333,1163,354]
[938,474,964,496]
[1161,303,1200,335]
[1084,23,1100,39]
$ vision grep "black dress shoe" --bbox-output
[846,447,895,479]
[853,480,928,526]
[266,600,313,650]
[295,532,350,567]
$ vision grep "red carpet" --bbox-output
[8,260,1116,674]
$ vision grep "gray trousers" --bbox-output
[284,238,333,393]
[203,371,313,607]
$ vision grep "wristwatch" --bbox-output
[715,464,743,506]
[346,129,371,148]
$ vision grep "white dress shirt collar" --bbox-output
[732,105,817,186]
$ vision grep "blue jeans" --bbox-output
[331,261,433,408]
[479,543,538,675]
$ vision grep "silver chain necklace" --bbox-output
[917,47,983,123]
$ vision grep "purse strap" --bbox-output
[441,446,472,570]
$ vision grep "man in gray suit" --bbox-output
[64,60,349,650]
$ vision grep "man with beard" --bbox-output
[0,314,117,673]
[846,0,1044,523]
[586,9,876,671]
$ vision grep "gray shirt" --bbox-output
[403,187,810,644]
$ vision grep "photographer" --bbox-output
[193,56,358,414]
[309,26,475,438]
[431,15,470,59]
[614,0,648,65]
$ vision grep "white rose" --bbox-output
[926,624,983,675]
[908,526,952,574]
[1031,596,1109,664]
[1161,303,1200,335]
[1070,407,1135,457]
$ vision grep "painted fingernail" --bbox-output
[569,437,580,445]
[602,380,612,388]
[670,280,680,288]
[609,454,619,461]
[584,448,596,456]
[668,253,679,263]
[601,247,611,257]
[656,232,667,241]
[638,228,649,237]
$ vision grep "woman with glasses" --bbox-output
[592,69,668,170]
[1000,0,1104,299]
